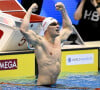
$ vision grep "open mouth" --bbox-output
[56,29,59,32]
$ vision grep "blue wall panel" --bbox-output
[17,0,80,25]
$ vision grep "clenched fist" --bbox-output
[31,3,38,12]
[55,2,65,11]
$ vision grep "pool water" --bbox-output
[0,72,100,90]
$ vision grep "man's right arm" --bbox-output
[20,3,42,46]
[74,0,86,20]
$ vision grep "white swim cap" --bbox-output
[42,17,58,32]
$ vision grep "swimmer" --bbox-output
[20,2,73,86]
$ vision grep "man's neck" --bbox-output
[44,34,56,44]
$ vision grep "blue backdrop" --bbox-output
[17,0,80,25]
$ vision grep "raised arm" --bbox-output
[55,2,73,42]
[74,0,86,20]
[20,3,42,46]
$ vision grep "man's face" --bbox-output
[47,22,60,37]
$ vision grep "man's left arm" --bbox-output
[55,2,73,42]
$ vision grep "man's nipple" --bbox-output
[50,52,52,55]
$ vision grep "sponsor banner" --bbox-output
[0,59,17,70]
[66,53,94,65]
